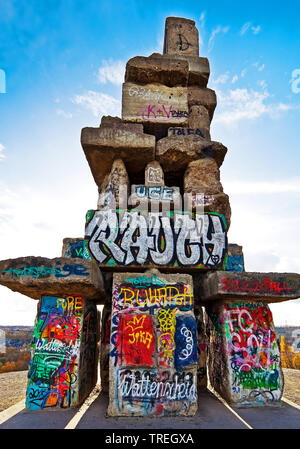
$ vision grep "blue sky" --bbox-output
[0,0,300,326]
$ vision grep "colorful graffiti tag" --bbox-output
[224,302,282,404]
[85,210,227,268]
[26,295,84,410]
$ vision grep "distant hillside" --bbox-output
[0,326,33,349]
[0,326,32,373]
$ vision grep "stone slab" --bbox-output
[125,55,189,87]
[0,256,105,301]
[146,53,210,87]
[81,126,155,186]
[199,271,300,303]
[156,135,227,184]
[122,82,189,126]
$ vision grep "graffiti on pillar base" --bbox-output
[109,274,198,416]
[224,303,282,404]
[85,210,227,269]
[26,295,84,410]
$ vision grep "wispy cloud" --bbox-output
[72,90,121,117]
[232,75,238,84]
[240,22,251,36]
[214,87,298,125]
[0,144,6,161]
[97,59,125,85]
[240,22,261,36]
[208,25,229,52]
[212,72,230,85]
[56,109,73,119]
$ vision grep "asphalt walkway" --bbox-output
[0,388,299,430]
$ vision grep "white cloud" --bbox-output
[214,87,298,125]
[232,75,238,84]
[258,63,265,71]
[56,109,73,119]
[208,25,230,52]
[97,59,125,85]
[212,72,230,85]
[0,143,5,160]
[72,90,121,117]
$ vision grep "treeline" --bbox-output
[0,346,31,373]
[280,336,300,369]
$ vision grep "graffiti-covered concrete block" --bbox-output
[0,256,105,301]
[130,161,180,207]
[85,209,228,271]
[205,301,283,406]
[107,270,199,416]
[81,125,155,186]
[26,296,99,409]
[62,238,92,260]
[163,17,199,57]
[200,271,300,303]
[225,244,245,272]
[122,82,189,127]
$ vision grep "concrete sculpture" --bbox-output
[0,16,300,415]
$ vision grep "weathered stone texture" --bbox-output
[81,125,155,186]
[0,256,105,301]
[156,136,227,183]
[205,301,283,406]
[97,158,129,210]
[187,87,217,120]
[125,55,189,87]
[163,17,199,56]
[100,115,144,133]
[188,105,211,139]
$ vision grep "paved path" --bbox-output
[0,389,300,429]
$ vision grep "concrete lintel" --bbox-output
[0,256,105,301]
[199,271,300,303]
